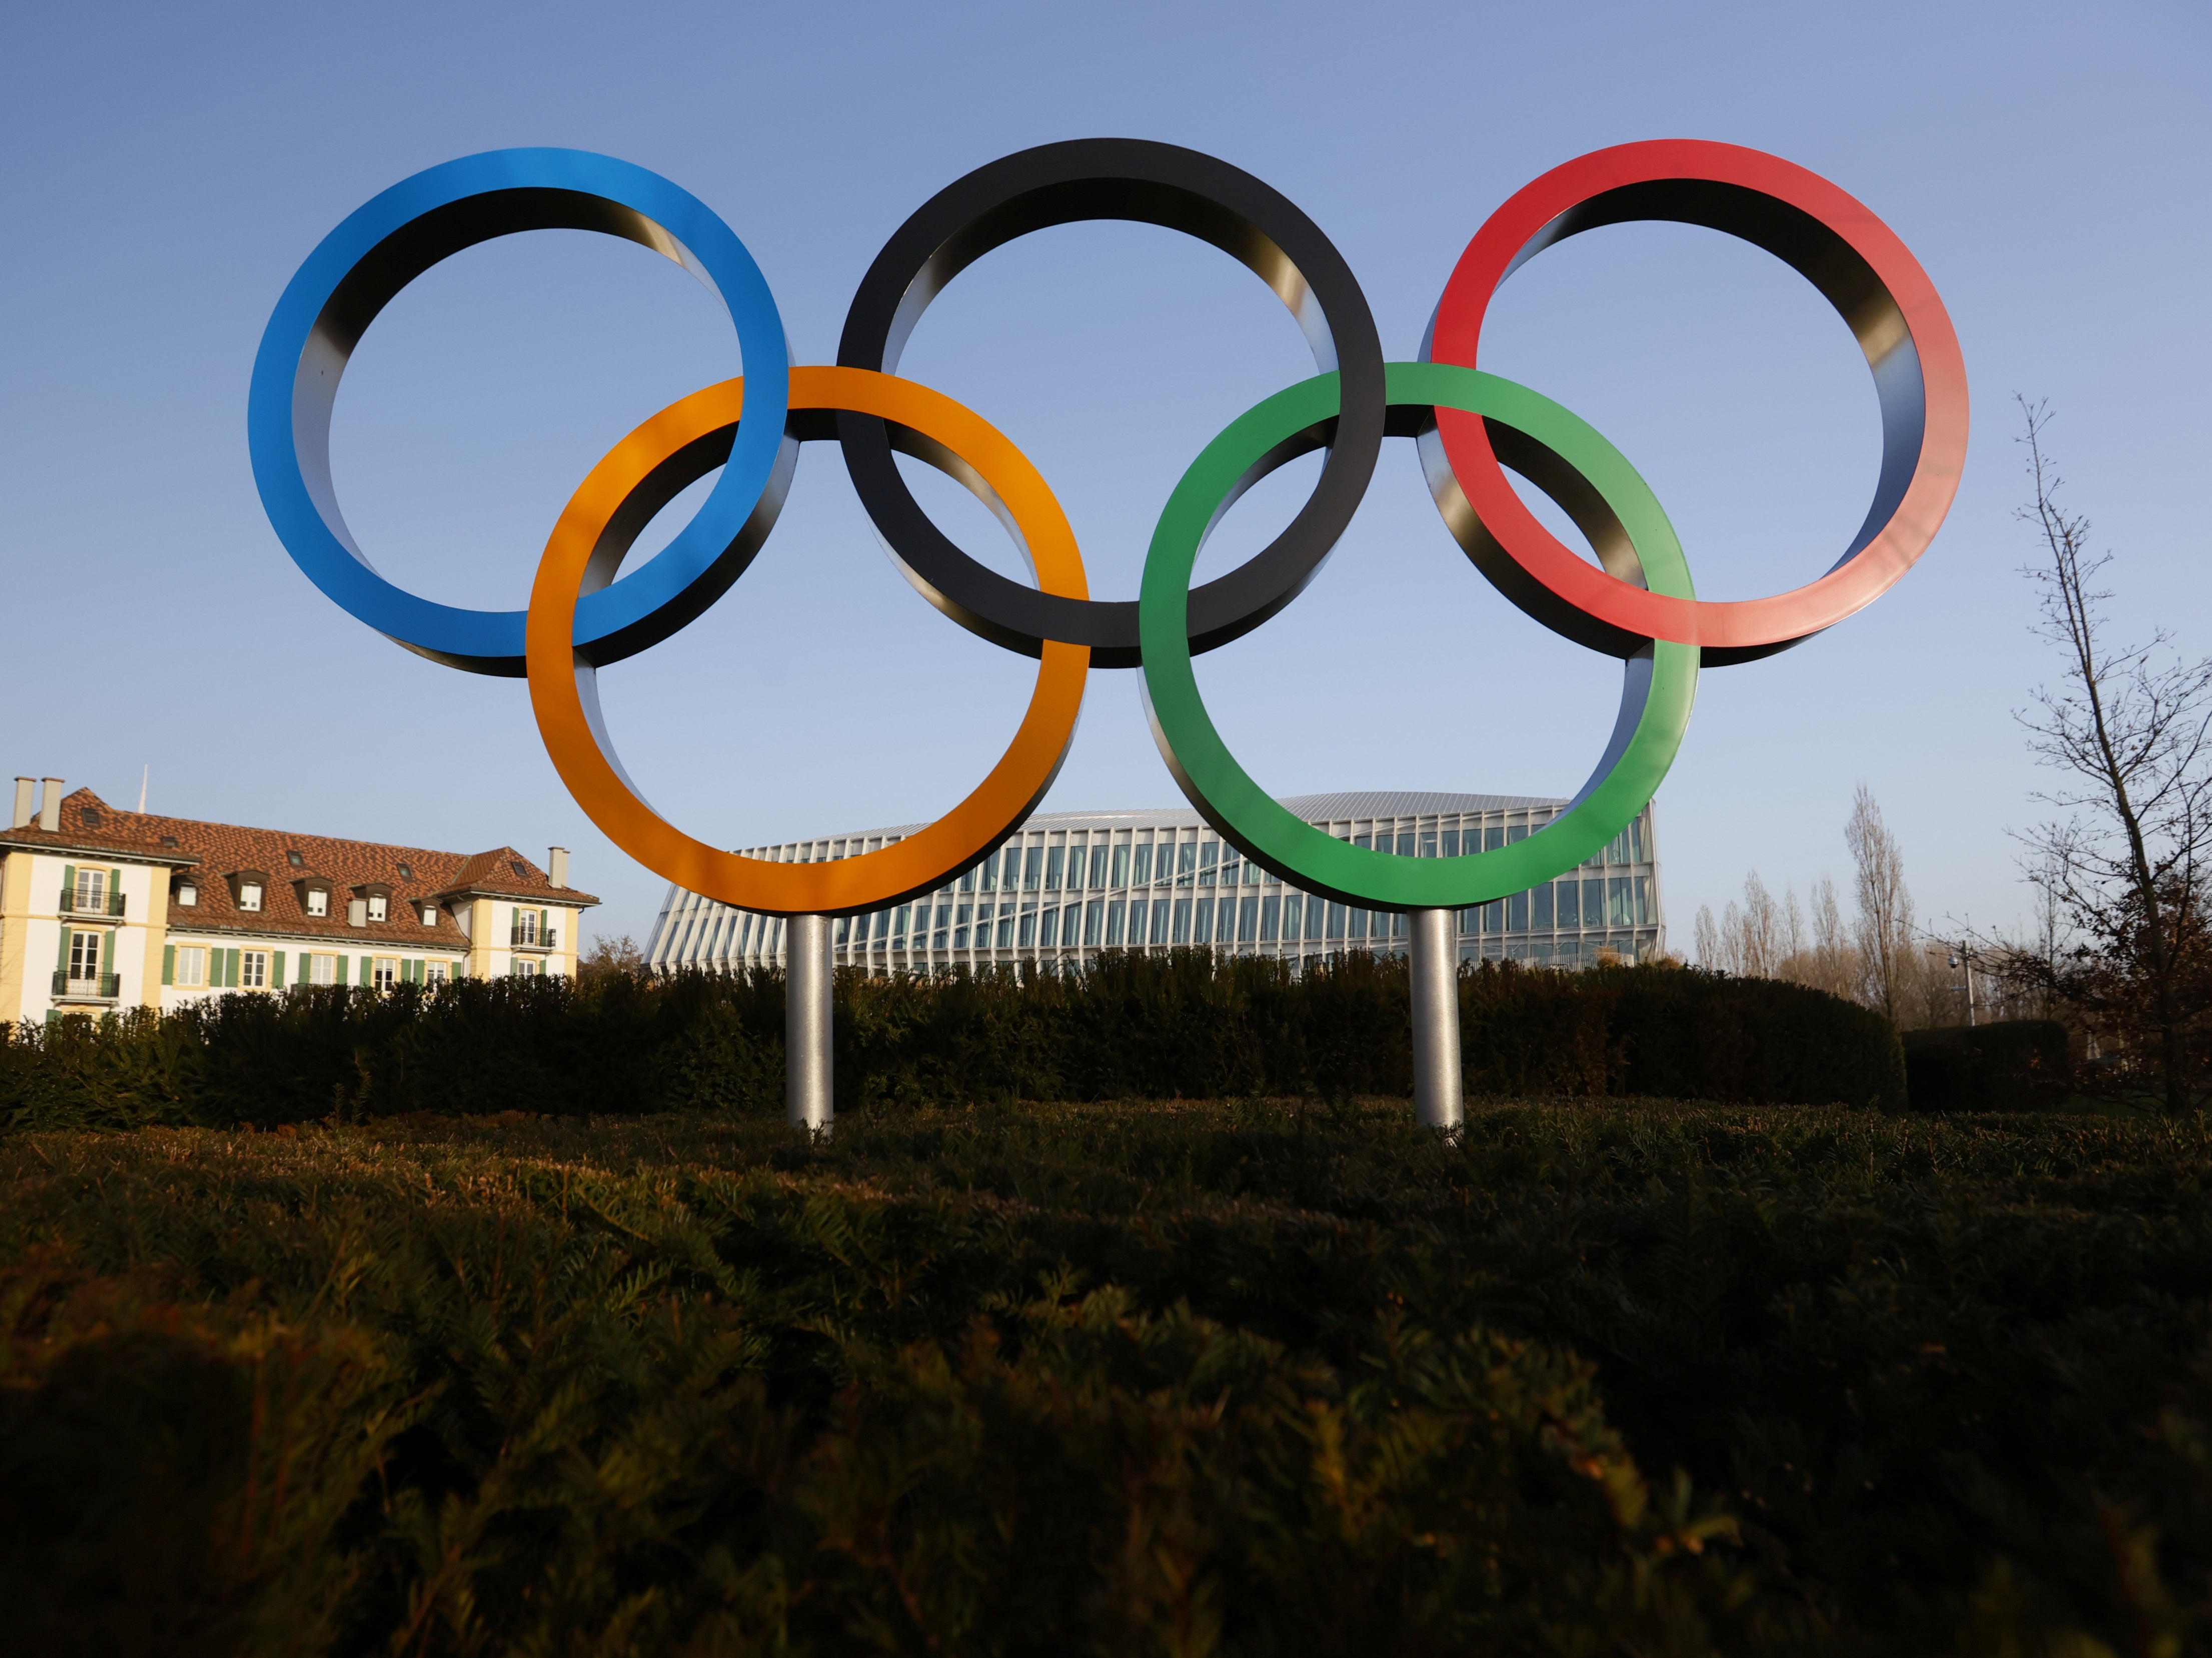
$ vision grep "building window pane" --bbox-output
[1105,901,1125,946]
[426,962,448,984]
[1149,900,1170,945]
[238,882,263,912]
[1441,830,1460,857]
[1260,896,1280,941]
[75,869,107,912]
[1197,844,1218,885]
[1555,882,1579,928]
[1326,902,1345,940]
[1190,897,1212,944]
[1346,907,1367,941]
[176,946,206,986]
[70,931,101,979]
[241,952,269,989]
[311,954,336,986]
[1024,847,1044,891]
[1061,906,1080,947]
[1111,845,1131,888]
[1086,846,1108,888]
[1582,878,1604,924]
[1018,911,1037,948]
[1177,843,1197,887]
[1634,876,1652,926]
[1532,884,1554,929]
[1171,899,1191,943]
[1131,844,1152,886]
[1508,892,1529,933]
[1278,895,1299,940]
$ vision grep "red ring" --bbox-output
[1426,139,1968,660]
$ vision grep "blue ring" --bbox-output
[247,148,791,674]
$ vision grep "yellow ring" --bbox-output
[525,365,1090,914]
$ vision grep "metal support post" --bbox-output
[1408,908,1464,1131]
[786,913,833,1134]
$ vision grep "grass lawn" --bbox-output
[3,1099,2206,1655]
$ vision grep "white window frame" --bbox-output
[75,869,107,912]
[69,930,103,981]
[372,957,397,993]
[420,903,439,926]
[174,945,207,988]
[305,888,329,918]
[367,895,389,923]
[175,882,198,908]
[424,960,449,985]
[310,953,338,987]
[514,907,540,946]
[513,957,539,978]
[238,882,264,913]
[239,951,269,990]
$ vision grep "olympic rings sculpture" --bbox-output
[249,139,1965,920]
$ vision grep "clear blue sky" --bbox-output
[2,0,2205,949]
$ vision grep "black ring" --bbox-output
[835,138,1386,668]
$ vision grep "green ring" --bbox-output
[1137,360,1699,910]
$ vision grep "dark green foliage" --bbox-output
[3,1103,2208,1654]
[1,956,1904,1133]
[1904,1020,2076,1111]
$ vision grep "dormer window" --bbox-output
[367,895,388,922]
[287,850,304,869]
[239,882,263,913]
[420,903,439,926]
[176,882,198,908]
[305,888,329,918]
[397,862,414,881]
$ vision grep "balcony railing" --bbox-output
[58,889,125,917]
[510,928,558,950]
[52,971,122,1001]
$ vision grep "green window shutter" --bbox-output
[61,866,76,911]
[225,949,239,988]
[297,953,312,986]
[109,871,125,916]
[541,909,551,944]
[272,951,285,986]
[163,945,175,986]
[359,955,372,987]
[100,930,114,975]
[56,924,73,970]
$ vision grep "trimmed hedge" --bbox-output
[4,1103,2208,1653]
[0,955,1905,1133]
[1903,1020,2074,1111]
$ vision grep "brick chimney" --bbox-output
[548,847,569,889]
[38,778,62,833]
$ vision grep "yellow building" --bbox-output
[0,777,596,1023]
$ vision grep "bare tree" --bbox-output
[1693,904,1723,972]
[2013,398,2212,1111]
[1846,783,1915,1022]
[579,933,646,982]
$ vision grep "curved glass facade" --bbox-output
[646,792,1664,975]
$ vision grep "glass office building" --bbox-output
[645,791,1664,976]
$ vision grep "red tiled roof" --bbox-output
[6,790,596,947]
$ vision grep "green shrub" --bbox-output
[1904,1020,2075,1111]
[3,1103,2206,1653]
[0,958,1904,1135]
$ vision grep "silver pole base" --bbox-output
[786,913,833,1135]
[1408,908,1464,1132]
